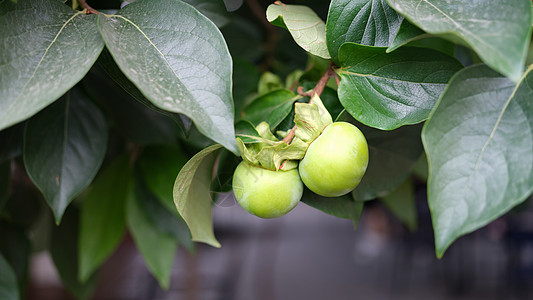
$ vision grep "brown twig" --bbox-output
[283,63,336,144]
[78,0,99,14]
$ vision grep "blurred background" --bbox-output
[27,188,533,300]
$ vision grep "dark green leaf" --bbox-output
[302,189,363,227]
[0,124,23,163]
[235,120,261,144]
[134,177,194,252]
[79,155,131,282]
[138,145,188,214]
[173,145,222,247]
[386,0,532,82]
[337,43,462,130]
[127,180,178,289]
[386,19,427,53]
[326,0,403,64]
[97,0,237,153]
[0,223,30,294]
[51,207,97,300]
[266,2,330,59]
[0,253,18,300]
[0,0,104,130]
[233,59,260,116]
[422,64,533,257]
[96,49,190,138]
[242,90,298,128]
[183,0,230,28]
[336,112,423,201]
[0,161,10,212]
[24,88,107,223]
[380,179,417,231]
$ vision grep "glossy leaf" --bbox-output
[97,0,237,153]
[422,65,533,257]
[79,155,131,282]
[51,207,97,300]
[386,19,427,53]
[0,0,104,130]
[381,179,417,231]
[266,2,330,59]
[302,189,363,227]
[24,88,107,223]
[336,43,462,130]
[235,120,261,144]
[0,253,18,300]
[386,0,532,82]
[127,180,177,289]
[326,0,403,64]
[242,90,298,128]
[174,145,222,248]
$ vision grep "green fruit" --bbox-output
[232,161,303,218]
[299,122,368,197]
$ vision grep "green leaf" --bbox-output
[0,161,10,212]
[127,179,177,289]
[380,179,417,231]
[51,207,97,300]
[0,223,30,295]
[242,89,298,128]
[96,49,190,138]
[266,2,330,59]
[24,88,108,223]
[183,0,231,28]
[79,155,131,282]
[422,64,533,257]
[336,43,463,130]
[352,120,423,201]
[138,145,188,215]
[326,0,403,64]
[302,189,363,227]
[0,124,23,163]
[134,173,193,252]
[386,19,427,52]
[173,145,222,247]
[0,0,104,131]
[257,72,284,96]
[235,120,262,144]
[97,0,238,154]
[0,253,18,300]
[385,0,532,82]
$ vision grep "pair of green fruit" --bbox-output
[232,121,369,218]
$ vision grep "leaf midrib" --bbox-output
[5,10,84,115]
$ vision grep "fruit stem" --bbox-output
[284,62,336,144]
[79,0,99,14]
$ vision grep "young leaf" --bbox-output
[0,253,18,300]
[326,0,403,64]
[79,155,131,282]
[422,65,533,257]
[302,189,363,227]
[336,43,463,130]
[380,179,417,231]
[174,145,223,247]
[127,180,177,289]
[51,207,97,300]
[242,89,298,128]
[97,0,238,154]
[266,2,330,59]
[385,0,532,82]
[0,0,104,131]
[24,88,108,223]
